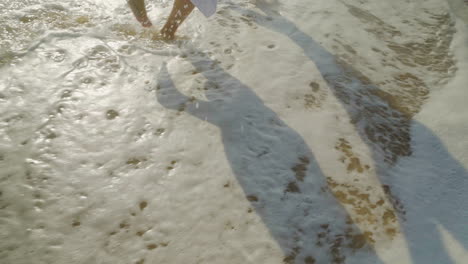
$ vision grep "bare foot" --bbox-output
[140,19,152,27]
[161,33,175,40]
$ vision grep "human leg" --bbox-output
[128,0,153,27]
[161,0,195,40]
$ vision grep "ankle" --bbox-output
[161,25,176,39]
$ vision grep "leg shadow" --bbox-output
[389,121,468,264]
[233,5,468,264]
[155,55,384,264]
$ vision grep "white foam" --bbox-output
[1,0,467,263]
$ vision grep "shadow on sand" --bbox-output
[155,55,384,263]
[231,5,468,264]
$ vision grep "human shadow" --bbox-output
[155,56,385,263]
[234,5,468,264]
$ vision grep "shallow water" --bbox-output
[1,0,467,263]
